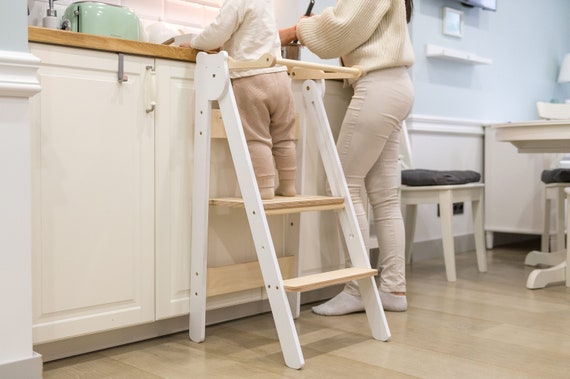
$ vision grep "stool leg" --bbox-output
[439,190,456,282]
[555,186,566,252]
[542,191,552,252]
[566,189,570,288]
[472,192,487,272]
[404,203,417,264]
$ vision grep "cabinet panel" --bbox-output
[30,44,155,343]
[154,59,195,319]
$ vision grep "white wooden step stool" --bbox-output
[189,51,390,369]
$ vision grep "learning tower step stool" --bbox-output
[189,51,390,369]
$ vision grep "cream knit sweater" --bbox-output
[190,0,285,78]
[296,0,414,76]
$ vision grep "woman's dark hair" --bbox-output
[405,0,414,23]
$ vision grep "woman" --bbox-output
[282,0,415,313]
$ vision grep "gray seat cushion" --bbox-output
[402,169,481,186]
[541,168,570,184]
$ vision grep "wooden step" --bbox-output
[209,195,345,215]
[207,256,295,297]
[283,267,378,293]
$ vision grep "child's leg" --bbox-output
[273,141,296,196]
[247,141,275,199]
[232,76,275,199]
[269,72,297,197]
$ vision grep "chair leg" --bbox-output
[566,189,570,288]
[472,195,487,273]
[438,191,456,282]
[403,204,417,264]
[542,194,552,252]
[555,186,566,252]
[485,231,494,250]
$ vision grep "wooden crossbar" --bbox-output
[210,109,300,139]
[207,256,296,297]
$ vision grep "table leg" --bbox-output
[526,262,567,289]
[524,250,566,266]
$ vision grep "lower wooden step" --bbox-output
[209,195,345,215]
[283,267,378,293]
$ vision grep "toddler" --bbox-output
[185,0,296,199]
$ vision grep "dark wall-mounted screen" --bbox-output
[457,0,497,11]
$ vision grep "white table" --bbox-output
[494,120,570,289]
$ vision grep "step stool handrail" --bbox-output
[227,52,363,79]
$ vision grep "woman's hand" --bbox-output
[280,13,314,46]
[279,25,297,46]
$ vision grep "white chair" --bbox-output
[399,122,487,282]
[525,102,570,265]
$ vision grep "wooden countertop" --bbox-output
[28,26,198,63]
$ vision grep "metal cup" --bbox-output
[281,43,302,60]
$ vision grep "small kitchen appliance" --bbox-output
[61,1,141,41]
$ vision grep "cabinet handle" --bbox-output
[145,65,156,113]
[118,53,128,83]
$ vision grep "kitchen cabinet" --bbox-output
[30,43,155,343]
[484,125,562,247]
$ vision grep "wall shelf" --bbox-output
[426,44,492,65]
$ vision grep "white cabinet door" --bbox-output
[30,44,155,343]
[484,125,562,242]
[154,59,195,319]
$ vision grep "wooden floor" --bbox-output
[43,239,570,378]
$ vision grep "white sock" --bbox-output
[312,291,408,315]
[311,291,364,316]
[379,292,407,312]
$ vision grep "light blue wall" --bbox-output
[0,1,29,52]
[411,0,570,122]
[281,0,570,122]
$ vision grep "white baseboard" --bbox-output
[0,353,42,379]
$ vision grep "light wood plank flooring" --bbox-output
[42,240,570,378]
